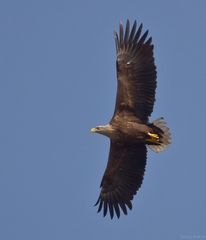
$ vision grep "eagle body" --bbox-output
[91,20,171,219]
[94,119,151,143]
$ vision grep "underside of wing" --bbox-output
[95,142,147,219]
[112,19,157,123]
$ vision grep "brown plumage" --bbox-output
[113,20,156,122]
[91,19,171,219]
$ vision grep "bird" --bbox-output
[91,19,171,219]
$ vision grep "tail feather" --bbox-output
[147,118,171,153]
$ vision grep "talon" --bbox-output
[147,132,160,143]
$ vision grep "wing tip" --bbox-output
[115,19,151,54]
[94,195,133,219]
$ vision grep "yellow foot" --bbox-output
[147,132,160,143]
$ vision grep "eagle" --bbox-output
[91,19,171,219]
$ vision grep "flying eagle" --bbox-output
[91,19,171,219]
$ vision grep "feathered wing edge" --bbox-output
[114,19,152,59]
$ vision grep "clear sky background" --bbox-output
[0,0,206,239]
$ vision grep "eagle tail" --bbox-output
[147,118,171,153]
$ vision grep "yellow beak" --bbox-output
[90,128,97,132]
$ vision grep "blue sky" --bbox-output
[0,0,206,239]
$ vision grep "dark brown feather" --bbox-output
[112,20,157,123]
[95,141,147,218]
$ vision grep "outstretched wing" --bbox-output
[112,20,157,123]
[95,142,147,219]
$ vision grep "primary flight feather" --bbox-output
[91,19,171,219]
